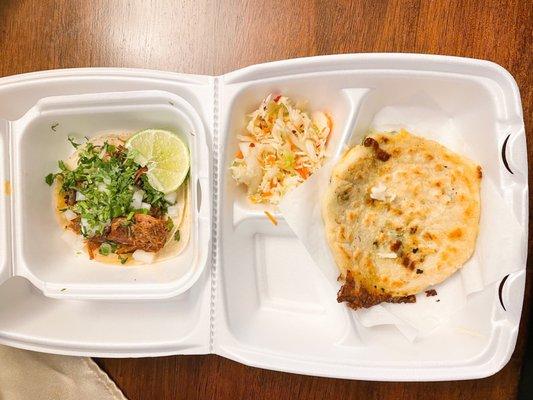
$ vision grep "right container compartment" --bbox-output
[214,54,528,381]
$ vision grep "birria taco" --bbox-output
[46,130,191,265]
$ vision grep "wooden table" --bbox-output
[1,1,531,398]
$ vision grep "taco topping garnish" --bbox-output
[46,132,190,263]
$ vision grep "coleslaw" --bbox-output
[230,94,332,205]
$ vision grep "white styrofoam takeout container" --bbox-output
[1,90,211,299]
[0,54,527,381]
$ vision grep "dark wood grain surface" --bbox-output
[1,0,531,399]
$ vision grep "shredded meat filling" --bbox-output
[107,213,168,253]
[68,217,81,234]
[150,206,163,218]
[107,218,134,245]
[134,166,148,185]
[337,271,416,309]
[64,189,77,206]
[86,235,107,259]
[70,212,168,259]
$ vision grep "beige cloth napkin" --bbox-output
[0,345,127,400]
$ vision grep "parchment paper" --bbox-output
[279,94,524,340]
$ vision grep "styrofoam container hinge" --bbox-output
[209,76,220,352]
[0,118,13,286]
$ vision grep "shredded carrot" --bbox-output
[265,154,276,165]
[235,150,243,159]
[264,211,278,226]
[296,167,310,179]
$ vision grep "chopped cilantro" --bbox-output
[139,174,168,211]
[99,243,112,256]
[67,135,81,148]
[119,255,128,264]
[99,242,118,256]
[45,173,55,186]
[174,230,180,241]
[103,142,116,154]
[166,218,174,231]
[46,138,169,237]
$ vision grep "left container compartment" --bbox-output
[3,90,211,300]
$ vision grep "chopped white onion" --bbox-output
[80,218,94,236]
[164,190,178,204]
[140,202,151,210]
[167,204,179,217]
[62,209,78,221]
[76,191,86,201]
[131,189,145,209]
[132,249,156,264]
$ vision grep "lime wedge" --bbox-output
[126,129,190,193]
